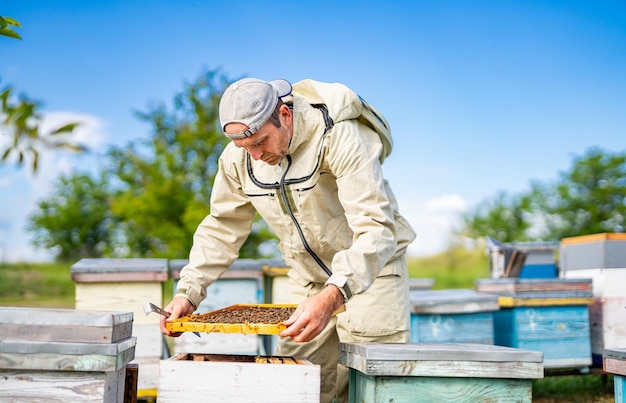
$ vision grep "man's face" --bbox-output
[226,105,292,166]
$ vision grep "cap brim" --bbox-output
[269,79,292,98]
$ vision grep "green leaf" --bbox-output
[50,122,80,135]
[3,17,22,27]
[32,150,39,171]
[0,16,6,28]
[0,27,22,40]
[1,147,11,162]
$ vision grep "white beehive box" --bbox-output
[158,353,320,403]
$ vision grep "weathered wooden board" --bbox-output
[75,282,163,325]
[339,342,543,378]
[348,372,533,403]
[0,307,133,344]
[0,367,126,403]
[604,348,626,376]
[158,353,320,403]
[0,338,136,372]
[410,289,500,314]
[71,258,168,282]
[476,278,593,294]
[493,306,592,369]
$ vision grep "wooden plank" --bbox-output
[124,363,138,403]
[0,367,126,402]
[476,278,593,294]
[0,338,136,372]
[350,372,532,403]
[410,289,499,314]
[604,347,626,361]
[0,307,133,344]
[71,258,168,283]
[158,354,320,403]
[339,342,542,364]
[340,355,543,379]
[604,357,626,377]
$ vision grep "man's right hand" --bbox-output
[159,295,195,337]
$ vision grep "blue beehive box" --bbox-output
[410,289,500,344]
[477,278,594,369]
[339,342,543,403]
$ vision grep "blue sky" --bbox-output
[1,0,625,262]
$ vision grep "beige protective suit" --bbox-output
[176,80,416,403]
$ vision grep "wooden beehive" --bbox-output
[339,342,543,403]
[71,258,168,394]
[479,278,594,369]
[158,353,320,402]
[0,307,136,403]
[409,289,499,344]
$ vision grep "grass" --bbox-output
[0,251,617,402]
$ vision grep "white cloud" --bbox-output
[399,193,468,257]
[0,111,108,263]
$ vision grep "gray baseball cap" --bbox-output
[219,78,292,139]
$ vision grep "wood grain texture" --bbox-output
[410,289,499,314]
[493,306,592,368]
[158,354,320,403]
[410,312,494,344]
[349,371,533,403]
[0,338,136,372]
[0,307,133,344]
[0,367,126,403]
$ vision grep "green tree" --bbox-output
[0,15,21,40]
[460,191,532,243]
[1,83,86,173]
[460,147,626,243]
[528,147,626,240]
[26,172,115,262]
[106,68,277,258]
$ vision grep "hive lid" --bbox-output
[410,289,499,314]
[0,307,133,343]
[71,258,169,282]
[338,342,544,379]
[166,304,297,335]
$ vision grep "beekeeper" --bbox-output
[160,77,416,403]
